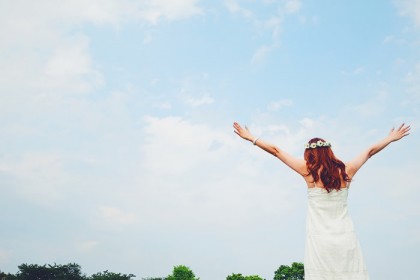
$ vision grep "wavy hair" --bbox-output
[304,138,351,192]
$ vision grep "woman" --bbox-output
[233,122,410,280]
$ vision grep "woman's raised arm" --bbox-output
[346,123,410,178]
[233,122,307,175]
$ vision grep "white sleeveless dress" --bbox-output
[304,187,370,280]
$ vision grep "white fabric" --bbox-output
[304,187,370,280]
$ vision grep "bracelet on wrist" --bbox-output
[252,137,260,145]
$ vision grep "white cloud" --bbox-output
[340,66,366,76]
[252,44,277,64]
[99,206,138,226]
[383,34,407,45]
[284,0,302,14]
[267,99,293,111]
[156,101,172,109]
[403,62,420,110]
[299,117,316,129]
[241,0,303,64]
[353,67,365,75]
[395,0,420,26]
[43,36,105,93]
[138,0,203,24]
[0,249,10,264]
[136,115,299,232]
[0,0,203,30]
[178,75,216,107]
[0,36,103,118]
[184,94,215,106]
[0,152,68,205]
[0,0,204,117]
[77,240,100,253]
[223,0,304,64]
[224,0,254,19]
[405,62,420,89]
[141,116,227,174]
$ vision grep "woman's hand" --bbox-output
[346,122,411,178]
[388,123,411,142]
[233,122,254,142]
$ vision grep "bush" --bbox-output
[226,273,265,280]
[166,265,199,280]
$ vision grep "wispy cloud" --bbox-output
[0,249,10,264]
[0,0,204,29]
[0,152,68,205]
[224,0,254,18]
[43,36,105,93]
[251,43,279,64]
[99,206,138,226]
[184,95,215,106]
[340,66,366,76]
[141,116,225,174]
[284,0,303,14]
[346,91,389,119]
[0,0,204,115]
[225,0,303,64]
[136,0,204,24]
[405,62,420,90]
[178,75,216,107]
[403,62,420,111]
[395,0,420,26]
[267,99,293,111]
[77,240,100,253]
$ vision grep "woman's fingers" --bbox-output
[402,125,411,137]
[398,123,405,130]
[233,122,243,135]
[394,124,411,139]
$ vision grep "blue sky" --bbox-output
[0,0,419,279]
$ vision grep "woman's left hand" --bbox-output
[233,122,254,141]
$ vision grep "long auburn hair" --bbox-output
[304,138,351,192]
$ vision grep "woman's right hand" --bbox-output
[388,123,411,142]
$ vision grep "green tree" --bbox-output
[166,265,199,280]
[273,262,304,280]
[226,273,265,280]
[15,263,84,280]
[0,270,18,280]
[226,273,245,280]
[87,270,135,280]
[244,276,264,280]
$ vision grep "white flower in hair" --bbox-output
[305,140,332,149]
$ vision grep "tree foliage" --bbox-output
[1,263,135,280]
[87,270,135,280]
[15,263,84,280]
[273,262,304,280]
[0,270,18,280]
[2,261,304,280]
[166,265,199,280]
[226,273,265,280]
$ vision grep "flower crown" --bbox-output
[305,140,332,149]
